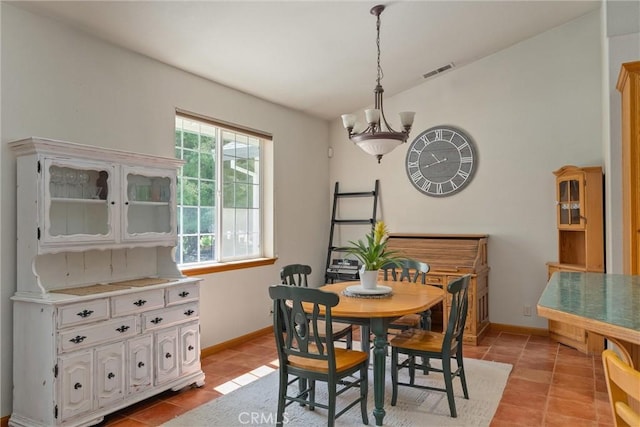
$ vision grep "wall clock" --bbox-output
[405,126,477,197]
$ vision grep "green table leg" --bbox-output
[370,318,390,426]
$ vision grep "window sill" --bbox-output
[181,257,277,276]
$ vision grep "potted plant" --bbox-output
[346,221,402,289]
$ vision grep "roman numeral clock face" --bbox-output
[405,126,477,197]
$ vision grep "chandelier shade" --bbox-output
[341,5,415,163]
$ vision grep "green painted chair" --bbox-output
[269,284,369,427]
[280,264,353,349]
[389,274,471,418]
[381,258,430,284]
[381,259,432,330]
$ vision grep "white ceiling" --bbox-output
[13,1,601,120]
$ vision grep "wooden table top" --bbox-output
[319,280,445,319]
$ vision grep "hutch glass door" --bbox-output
[123,167,175,241]
[43,159,116,245]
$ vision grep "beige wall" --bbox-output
[329,11,603,329]
[0,3,330,416]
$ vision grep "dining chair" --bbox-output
[602,348,640,427]
[269,284,369,427]
[389,274,471,418]
[381,259,432,330]
[605,337,634,368]
[280,264,354,349]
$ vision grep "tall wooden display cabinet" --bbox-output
[546,165,604,353]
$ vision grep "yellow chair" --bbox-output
[602,349,640,427]
[606,337,634,368]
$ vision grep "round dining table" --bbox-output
[319,280,445,426]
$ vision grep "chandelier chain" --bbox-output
[376,12,383,86]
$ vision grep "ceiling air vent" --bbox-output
[422,63,455,79]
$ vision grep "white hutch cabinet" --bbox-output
[9,138,205,427]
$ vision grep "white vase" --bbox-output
[359,268,378,290]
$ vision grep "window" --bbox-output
[175,112,268,267]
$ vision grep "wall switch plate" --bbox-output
[523,305,532,316]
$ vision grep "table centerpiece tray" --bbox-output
[343,284,393,298]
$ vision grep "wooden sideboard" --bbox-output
[385,234,489,345]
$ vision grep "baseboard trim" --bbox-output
[1,415,8,427]
[201,326,273,358]
[490,322,549,337]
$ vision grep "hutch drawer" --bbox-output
[142,303,199,331]
[111,289,165,316]
[166,283,200,306]
[59,316,138,353]
[58,299,110,328]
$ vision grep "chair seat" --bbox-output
[390,328,445,352]
[289,348,369,373]
[390,314,421,328]
[315,320,352,338]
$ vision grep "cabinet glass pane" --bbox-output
[570,206,581,224]
[560,203,569,224]
[49,201,109,236]
[569,180,580,202]
[569,180,581,224]
[126,174,171,235]
[49,165,109,201]
[48,165,110,237]
[559,181,569,202]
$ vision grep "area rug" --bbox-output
[162,358,511,427]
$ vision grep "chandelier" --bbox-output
[341,4,415,163]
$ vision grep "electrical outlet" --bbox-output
[523,305,532,317]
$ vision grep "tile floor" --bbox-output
[98,329,614,427]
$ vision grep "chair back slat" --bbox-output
[443,275,470,355]
[280,264,312,287]
[381,259,430,284]
[269,284,339,367]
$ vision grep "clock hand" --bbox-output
[424,156,447,168]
